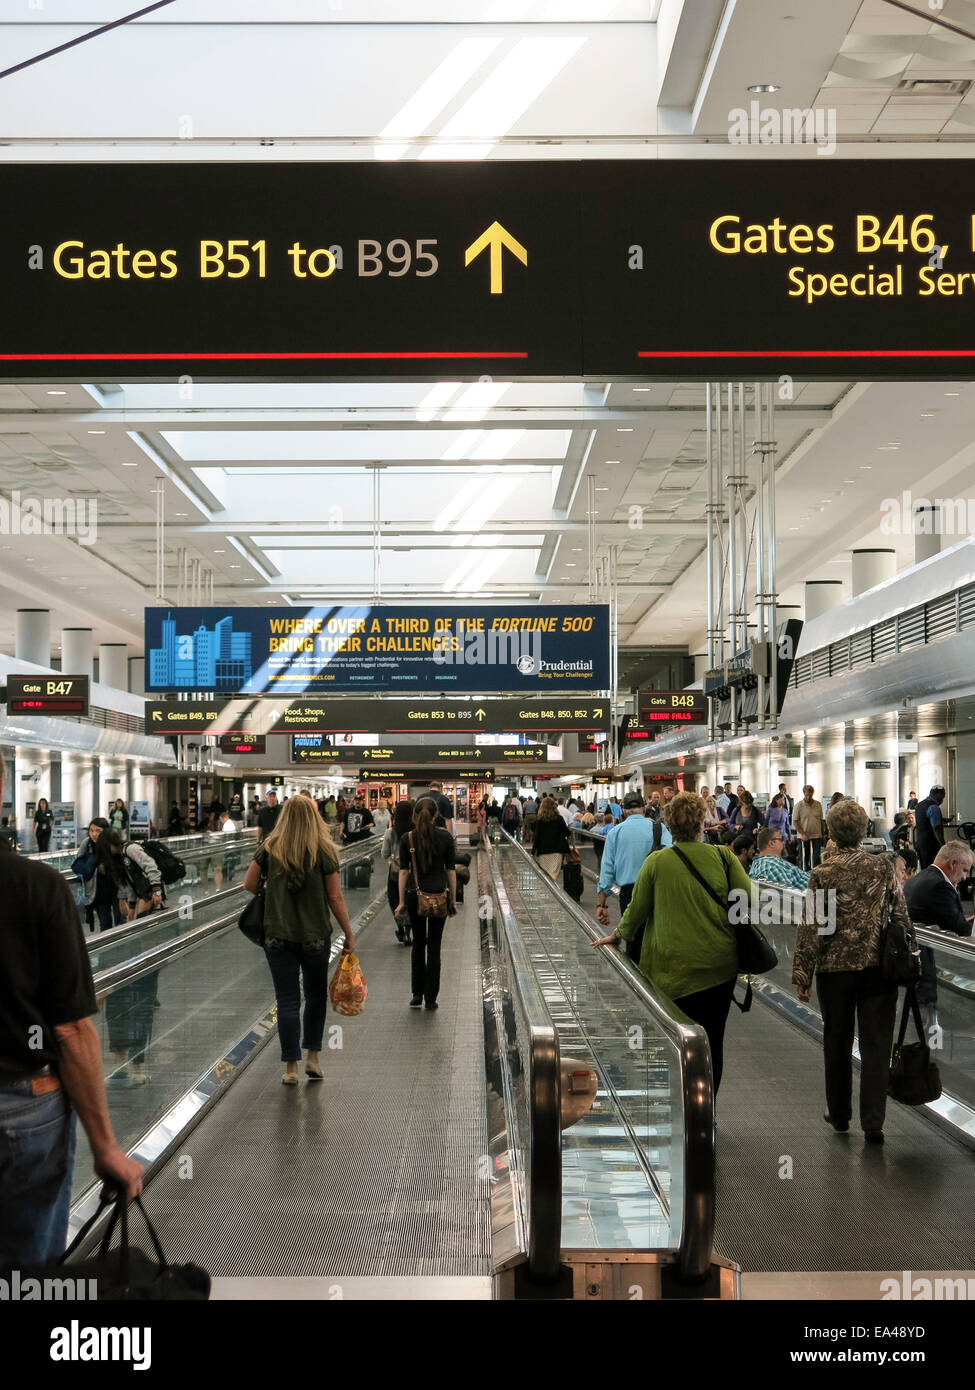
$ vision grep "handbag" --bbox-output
[409,832,448,918]
[671,845,778,1011]
[879,882,920,986]
[58,1183,210,1300]
[238,878,265,946]
[888,987,942,1105]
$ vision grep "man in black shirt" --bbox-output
[427,781,454,837]
[342,796,375,843]
[0,751,141,1267]
[258,790,281,843]
[914,786,947,869]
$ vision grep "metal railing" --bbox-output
[478,830,563,1284]
[499,827,716,1283]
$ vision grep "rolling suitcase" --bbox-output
[347,859,373,889]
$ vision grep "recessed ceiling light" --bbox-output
[748,83,780,93]
[46,390,67,396]
[595,487,609,492]
[617,427,634,433]
[843,478,855,484]
[213,548,226,553]
[859,465,872,470]
[87,429,107,435]
[604,460,620,466]
[229,564,241,568]
[174,511,188,517]
[565,563,578,567]
[920,411,934,419]
[121,461,138,467]
[945,391,959,397]
[788,526,799,531]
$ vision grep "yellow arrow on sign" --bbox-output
[152,710,162,722]
[464,221,527,295]
[475,706,487,719]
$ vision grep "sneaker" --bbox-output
[410,995,423,1008]
[865,1131,884,1144]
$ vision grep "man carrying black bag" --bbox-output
[0,750,142,1269]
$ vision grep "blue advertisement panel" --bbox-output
[145,605,610,695]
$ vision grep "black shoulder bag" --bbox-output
[671,845,779,1013]
[888,987,942,1105]
[57,1182,210,1300]
[879,881,921,986]
[238,858,266,946]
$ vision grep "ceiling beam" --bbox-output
[92,518,708,537]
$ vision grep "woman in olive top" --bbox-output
[594,791,751,1092]
[244,794,355,1085]
[531,795,571,880]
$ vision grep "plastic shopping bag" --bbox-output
[330,952,367,1016]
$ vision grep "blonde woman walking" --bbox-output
[244,795,355,1085]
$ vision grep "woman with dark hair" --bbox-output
[96,828,163,1086]
[396,799,457,1011]
[244,794,355,1085]
[383,798,415,945]
[725,791,762,841]
[531,795,570,880]
[72,816,112,931]
[108,798,128,837]
[33,797,54,852]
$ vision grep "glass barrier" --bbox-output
[73,837,386,1206]
[489,835,715,1267]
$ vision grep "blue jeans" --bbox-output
[264,939,331,1062]
[0,1083,77,1267]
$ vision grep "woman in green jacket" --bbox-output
[594,791,751,1091]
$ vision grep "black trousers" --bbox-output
[672,978,737,1093]
[617,883,642,964]
[408,894,446,1003]
[798,838,822,871]
[816,968,898,1133]
[35,828,51,853]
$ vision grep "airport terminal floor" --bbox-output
[7,0,975,1366]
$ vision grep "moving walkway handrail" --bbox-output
[86,834,383,956]
[757,879,975,960]
[480,831,563,1283]
[500,827,717,1284]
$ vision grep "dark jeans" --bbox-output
[35,829,52,853]
[387,870,411,938]
[917,944,938,1007]
[408,894,446,1004]
[0,1083,76,1266]
[816,967,898,1133]
[672,978,737,1093]
[799,838,822,871]
[105,973,158,1064]
[617,882,642,964]
[95,898,124,932]
[264,938,331,1062]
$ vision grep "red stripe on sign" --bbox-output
[638,349,975,359]
[0,350,529,362]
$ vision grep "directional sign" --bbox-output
[356,744,546,765]
[145,697,609,735]
[360,768,493,782]
[5,160,975,380]
[292,747,345,764]
[6,674,89,716]
[464,221,528,295]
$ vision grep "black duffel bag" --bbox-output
[889,988,942,1106]
[59,1183,210,1300]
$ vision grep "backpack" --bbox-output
[139,839,186,885]
[504,803,519,825]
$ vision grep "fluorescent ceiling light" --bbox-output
[420,36,586,160]
[375,37,502,159]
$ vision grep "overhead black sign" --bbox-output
[145,696,609,735]
[219,735,266,755]
[357,744,546,765]
[359,767,493,782]
[4,161,974,379]
[638,690,709,725]
[6,674,89,716]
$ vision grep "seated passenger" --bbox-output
[750,827,809,890]
[902,842,974,1033]
[732,833,756,871]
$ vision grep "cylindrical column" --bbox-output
[16,609,50,667]
[98,643,128,690]
[804,580,844,622]
[61,753,96,831]
[128,657,145,696]
[61,628,94,682]
[852,548,896,598]
[914,505,942,565]
[100,756,126,820]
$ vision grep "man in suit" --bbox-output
[902,842,974,1031]
[777,782,794,819]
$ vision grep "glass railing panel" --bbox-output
[494,841,679,1252]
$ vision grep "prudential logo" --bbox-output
[516,654,538,675]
